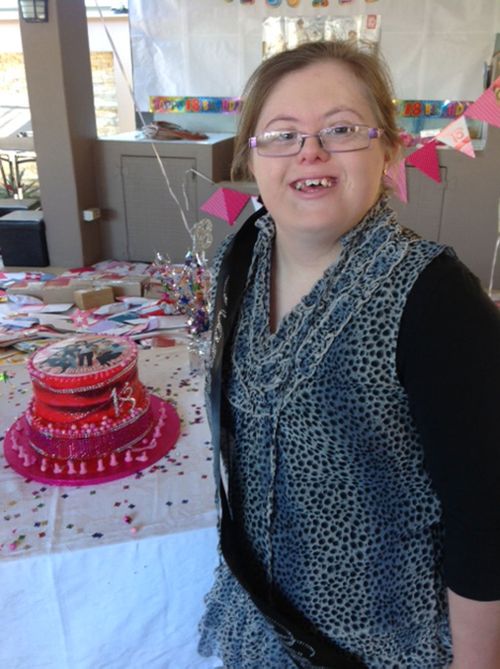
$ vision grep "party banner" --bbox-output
[435,116,475,157]
[464,76,500,128]
[394,99,470,119]
[150,96,243,114]
[385,160,408,203]
[200,188,251,225]
[405,140,441,184]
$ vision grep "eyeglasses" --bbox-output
[248,124,384,157]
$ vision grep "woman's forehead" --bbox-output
[256,61,376,127]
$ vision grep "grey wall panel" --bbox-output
[390,166,447,242]
[121,155,196,262]
[94,133,235,263]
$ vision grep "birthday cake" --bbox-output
[4,335,180,485]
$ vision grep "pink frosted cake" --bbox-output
[4,335,180,485]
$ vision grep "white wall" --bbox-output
[129,0,500,109]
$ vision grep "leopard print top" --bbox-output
[199,198,453,669]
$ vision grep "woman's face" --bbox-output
[249,60,387,243]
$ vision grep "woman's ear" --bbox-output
[384,149,394,168]
[387,139,404,166]
[382,145,402,177]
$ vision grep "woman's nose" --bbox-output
[298,135,330,162]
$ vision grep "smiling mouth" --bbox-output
[293,177,336,191]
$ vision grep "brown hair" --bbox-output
[231,40,401,182]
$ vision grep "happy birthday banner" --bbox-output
[389,77,500,202]
[150,96,243,114]
[394,99,471,119]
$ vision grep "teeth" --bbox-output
[295,178,333,190]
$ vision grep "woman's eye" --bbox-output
[274,131,297,142]
[330,125,355,135]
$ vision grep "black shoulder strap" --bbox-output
[209,207,262,501]
[211,206,263,380]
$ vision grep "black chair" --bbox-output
[0,210,49,266]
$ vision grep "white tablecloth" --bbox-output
[0,345,222,669]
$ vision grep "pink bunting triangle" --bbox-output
[436,115,475,158]
[200,187,251,225]
[464,77,500,129]
[385,159,407,203]
[405,140,441,183]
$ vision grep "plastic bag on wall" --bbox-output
[323,15,381,46]
[262,17,286,59]
[285,17,325,49]
[360,14,381,45]
[323,16,359,42]
[262,15,382,60]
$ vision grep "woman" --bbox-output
[198,40,500,669]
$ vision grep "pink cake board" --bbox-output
[4,395,180,486]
